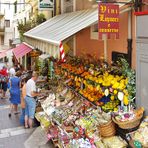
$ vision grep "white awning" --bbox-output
[24,8,98,45]
[39,54,50,60]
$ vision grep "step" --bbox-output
[0,126,35,139]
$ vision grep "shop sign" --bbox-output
[30,51,41,57]
[98,3,119,39]
[38,0,54,10]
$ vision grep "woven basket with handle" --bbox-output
[112,108,144,129]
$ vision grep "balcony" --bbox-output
[0,45,9,51]
[0,12,4,19]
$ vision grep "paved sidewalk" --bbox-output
[0,126,35,148]
[0,97,54,148]
[24,127,53,148]
[0,97,34,148]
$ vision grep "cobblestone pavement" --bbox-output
[0,94,54,148]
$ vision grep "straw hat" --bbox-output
[15,71,22,77]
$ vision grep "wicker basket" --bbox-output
[112,111,143,129]
[98,120,116,137]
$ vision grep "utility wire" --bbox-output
[0,2,31,5]
[96,0,133,4]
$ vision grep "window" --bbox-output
[62,0,74,13]
[92,24,98,32]
[5,20,10,27]
[90,23,99,40]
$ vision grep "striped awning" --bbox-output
[12,43,32,60]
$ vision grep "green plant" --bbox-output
[117,58,136,103]
[18,19,36,40]
[17,13,46,41]
[36,13,47,25]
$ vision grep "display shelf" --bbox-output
[40,103,72,141]
[65,84,98,108]
[51,119,71,138]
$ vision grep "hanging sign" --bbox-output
[30,51,41,57]
[38,0,54,10]
[98,3,119,39]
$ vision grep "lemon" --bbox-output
[118,83,125,90]
[110,96,115,101]
[114,107,118,112]
[96,85,100,91]
[113,90,118,95]
[123,96,129,105]
[112,82,119,89]
[123,89,128,95]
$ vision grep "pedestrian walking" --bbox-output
[25,71,39,128]
[0,66,8,99]
[0,74,3,94]
[9,71,21,117]
[20,76,30,125]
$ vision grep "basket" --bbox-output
[98,120,116,137]
[112,110,144,129]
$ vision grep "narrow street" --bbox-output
[0,0,147,147]
[0,94,53,148]
[0,95,33,148]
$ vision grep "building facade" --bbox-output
[54,0,136,67]
[12,0,55,68]
[22,0,139,69]
[73,0,136,68]
[13,0,54,41]
[0,0,14,66]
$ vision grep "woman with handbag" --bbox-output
[9,71,21,117]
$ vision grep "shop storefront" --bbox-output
[11,43,33,69]
[31,55,147,148]
[21,2,148,148]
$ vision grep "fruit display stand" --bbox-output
[35,82,129,148]
[34,78,147,148]
[33,56,148,148]
[56,57,136,113]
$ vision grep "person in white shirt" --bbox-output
[24,71,39,128]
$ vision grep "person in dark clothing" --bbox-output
[0,66,8,99]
